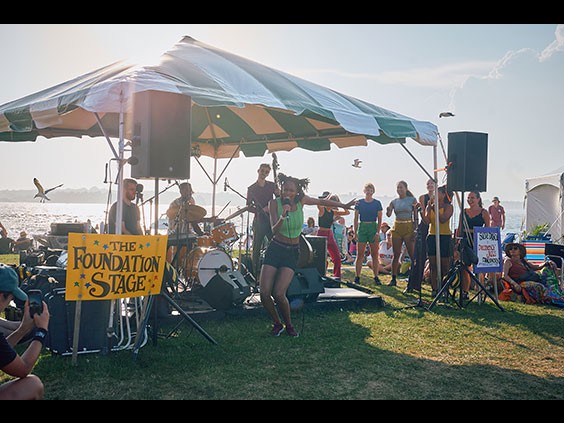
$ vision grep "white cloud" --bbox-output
[540,24,564,62]
[293,60,495,90]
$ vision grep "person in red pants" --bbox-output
[317,192,350,280]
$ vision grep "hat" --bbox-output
[493,196,500,202]
[20,231,27,237]
[381,222,390,229]
[0,264,28,302]
[318,191,331,199]
[504,243,526,258]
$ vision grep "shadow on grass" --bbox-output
[38,298,564,400]
[341,268,564,349]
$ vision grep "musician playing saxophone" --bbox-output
[260,173,355,338]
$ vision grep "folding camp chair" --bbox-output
[523,240,564,287]
[545,243,564,287]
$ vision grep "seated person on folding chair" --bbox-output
[501,243,563,307]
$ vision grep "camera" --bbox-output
[28,289,44,318]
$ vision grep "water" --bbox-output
[0,201,525,241]
[0,202,255,239]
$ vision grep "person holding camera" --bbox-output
[0,263,50,400]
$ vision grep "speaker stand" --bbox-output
[132,288,218,361]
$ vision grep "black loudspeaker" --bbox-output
[305,236,327,277]
[287,268,324,303]
[545,244,564,269]
[200,271,251,310]
[447,132,488,192]
[45,288,112,355]
[131,91,191,179]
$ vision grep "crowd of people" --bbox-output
[2,167,561,399]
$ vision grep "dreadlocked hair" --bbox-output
[278,173,310,202]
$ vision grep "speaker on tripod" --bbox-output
[130,91,192,180]
[447,132,488,192]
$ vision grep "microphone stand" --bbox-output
[140,181,178,208]
[136,192,148,235]
[225,180,247,201]
[225,180,259,288]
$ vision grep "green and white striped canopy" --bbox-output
[0,36,438,158]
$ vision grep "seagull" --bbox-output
[439,112,455,118]
[33,178,63,203]
[352,159,362,168]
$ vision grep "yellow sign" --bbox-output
[66,234,168,301]
[0,254,20,266]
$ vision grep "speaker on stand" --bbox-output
[447,132,488,193]
[130,91,192,180]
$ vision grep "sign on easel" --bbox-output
[65,233,167,364]
[66,233,168,301]
[473,227,503,274]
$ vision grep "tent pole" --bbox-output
[433,145,442,290]
[94,113,120,161]
[212,155,218,217]
[116,96,125,236]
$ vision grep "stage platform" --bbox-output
[159,283,384,322]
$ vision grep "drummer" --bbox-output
[167,182,205,236]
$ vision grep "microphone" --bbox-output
[282,197,291,219]
[224,178,228,192]
[136,183,144,204]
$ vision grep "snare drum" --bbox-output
[211,223,238,245]
[184,248,234,287]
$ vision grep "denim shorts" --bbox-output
[262,239,300,271]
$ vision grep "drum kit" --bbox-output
[166,202,244,293]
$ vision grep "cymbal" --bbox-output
[166,204,207,222]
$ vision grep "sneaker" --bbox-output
[271,322,284,337]
[388,276,397,287]
[403,287,414,295]
[354,276,360,284]
[286,325,299,338]
[374,276,382,286]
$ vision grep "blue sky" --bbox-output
[0,24,562,202]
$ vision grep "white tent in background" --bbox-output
[525,166,564,244]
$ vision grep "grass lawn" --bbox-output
[3,265,563,400]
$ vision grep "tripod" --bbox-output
[427,256,505,312]
[132,272,218,361]
[397,284,428,310]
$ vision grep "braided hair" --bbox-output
[278,173,310,203]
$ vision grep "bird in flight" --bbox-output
[352,159,362,168]
[33,178,63,203]
[439,112,455,118]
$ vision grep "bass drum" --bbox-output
[185,248,233,287]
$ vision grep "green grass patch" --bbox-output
[2,267,563,400]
